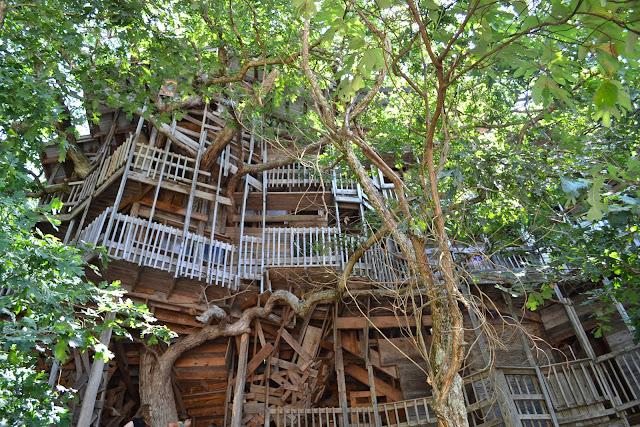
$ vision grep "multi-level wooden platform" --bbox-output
[40,105,640,427]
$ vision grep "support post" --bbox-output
[364,298,382,427]
[613,296,636,335]
[554,286,597,360]
[334,302,350,427]
[503,293,560,427]
[182,103,209,236]
[235,130,255,286]
[76,312,115,426]
[230,333,250,427]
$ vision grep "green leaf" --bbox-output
[349,36,366,50]
[54,340,69,362]
[626,31,639,55]
[352,75,364,91]
[594,81,618,109]
[513,67,526,78]
[578,45,589,60]
[549,85,576,111]
[618,89,631,111]
[526,293,544,311]
[376,0,392,9]
[531,76,548,104]
[586,177,608,221]
[560,176,588,200]
[361,48,384,70]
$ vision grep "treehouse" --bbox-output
[39,101,640,427]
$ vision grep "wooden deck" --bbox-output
[262,346,640,427]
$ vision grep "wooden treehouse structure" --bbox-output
[39,102,640,427]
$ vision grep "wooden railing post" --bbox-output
[462,280,522,426]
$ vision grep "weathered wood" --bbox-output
[344,364,404,402]
[201,122,237,170]
[76,312,115,426]
[503,293,560,427]
[280,328,313,363]
[335,315,432,329]
[246,343,274,377]
[138,197,209,222]
[341,333,398,379]
[230,333,250,427]
[334,304,350,427]
[114,341,137,400]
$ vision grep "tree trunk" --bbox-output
[66,143,91,179]
[435,373,468,427]
[54,95,91,179]
[139,347,179,426]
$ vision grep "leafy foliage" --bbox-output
[1,0,639,422]
[0,193,174,424]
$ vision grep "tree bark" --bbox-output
[0,1,7,31]
[66,144,91,179]
[139,347,179,426]
[201,122,236,170]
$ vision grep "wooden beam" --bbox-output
[114,341,137,400]
[334,303,349,427]
[139,198,209,222]
[280,328,313,363]
[344,364,403,402]
[230,333,250,427]
[336,315,432,329]
[246,343,274,377]
[341,334,398,379]
[76,312,115,426]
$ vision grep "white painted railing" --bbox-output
[332,169,361,201]
[346,237,410,284]
[77,208,236,288]
[131,142,195,185]
[42,135,134,217]
[238,235,263,280]
[266,397,438,427]
[451,246,542,273]
[266,163,321,187]
[263,227,341,268]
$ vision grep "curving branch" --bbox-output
[301,19,336,133]
[155,289,341,377]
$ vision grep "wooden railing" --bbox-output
[77,208,237,288]
[238,235,263,280]
[332,169,362,202]
[452,246,542,273]
[541,346,640,422]
[264,347,640,427]
[42,135,134,218]
[267,397,438,427]
[131,142,195,185]
[264,227,342,268]
[346,237,410,284]
[267,163,321,187]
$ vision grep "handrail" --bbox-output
[77,208,237,289]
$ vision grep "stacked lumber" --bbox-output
[237,305,335,426]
